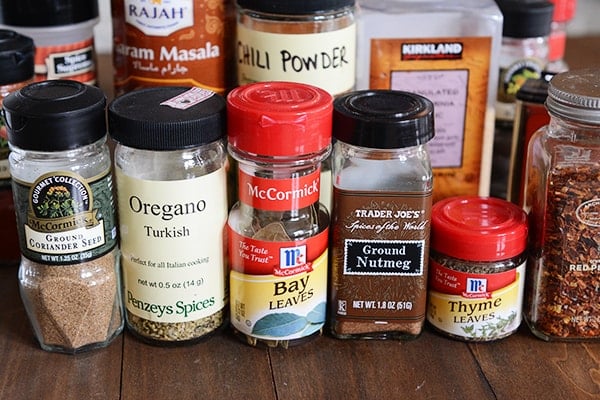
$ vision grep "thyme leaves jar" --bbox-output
[427,196,528,342]
[109,87,228,345]
[4,80,123,353]
[329,90,434,340]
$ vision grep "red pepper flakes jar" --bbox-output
[427,196,528,341]
[226,81,332,348]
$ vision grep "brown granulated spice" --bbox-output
[526,164,600,338]
[20,250,122,350]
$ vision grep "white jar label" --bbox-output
[116,167,228,323]
[124,0,194,37]
[237,23,356,96]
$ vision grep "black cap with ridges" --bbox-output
[0,0,99,27]
[0,29,34,85]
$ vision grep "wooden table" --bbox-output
[2,37,600,400]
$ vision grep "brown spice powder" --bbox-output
[20,250,122,350]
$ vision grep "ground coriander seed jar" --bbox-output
[329,90,434,340]
[108,87,228,346]
[226,81,332,348]
[523,68,600,341]
[427,196,527,342]
[3,80,123,353]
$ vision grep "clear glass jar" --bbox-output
[427,196,528,342]
[236,0,356,96]
[491,0,554,199]
[226,81,332,348]
[523,68,600,341]
[0,29,34,266]
[109,87,229,346]
[329,90,434,340]
[4,80,123,353]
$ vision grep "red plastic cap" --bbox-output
[431,196,528,261]
[227,81,333,157]
[549,0,577,22]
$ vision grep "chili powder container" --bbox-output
[4,80,123,353]
[329,90,434,340]
[427,196,527,341]
[523,68,600,341]
[227,81,332,348]
[109,87,228,346]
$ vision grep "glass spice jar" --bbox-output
[427,196,528,342]
[3,80,123,353]
[227,81,332,348]
[523,68,600,341]
[0,29,34,266]
[329,90,434,340]
[109,87,229,346]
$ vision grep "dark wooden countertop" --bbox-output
[1,36,599,400]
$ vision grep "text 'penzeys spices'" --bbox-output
[523,68,600,341]
[227,81,332,348]
[3,80,123,353]
[329,90,434,339]
[109,87,228,345]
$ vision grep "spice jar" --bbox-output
[227,81,332,348]
[427,196,527,341]
[236,0,356,96]
[329,90,434,340]
[0,29,34,266]
[109,87,228,346]
[3,80,123,353]
[523,68,600,341]
[0,0,100,84]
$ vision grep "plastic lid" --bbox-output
[0,29,34,85]
[515,72,553,104]
[496,0,554,38]
[431,196,528,261]
[3,80,106,151]
[0,0,99,27]
[108,87,226,151]
[236,0,355,14]
[227,81,332,157]
[549,0,576,22]
[545,68,600,124]
[332,90,434,149]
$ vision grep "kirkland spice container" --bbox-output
[227,81,332,348]
[109,87,228,346]
[0,29,34,266]
[4,80,123,353]
[329,90,434,339]
[0,0,99,84]
[427,196,527,341]
[355,0,502,202]
[523,68,600,341]
[112,0,234,96]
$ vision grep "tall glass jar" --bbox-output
[109,87,228,346]
[0,29,34,266]
[523,68,600,341]
[227,81,332,348]
[329,90,434,340]
[4,80,123,353]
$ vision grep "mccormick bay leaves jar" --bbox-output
[4,80,123,353]
[109,87,228,345]
[427,196,527,341]
[227,81,332,348]
[329,90,434,339]
[523,68,600,341]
